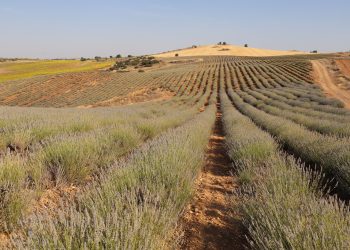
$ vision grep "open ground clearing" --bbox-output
[0,53,350,249]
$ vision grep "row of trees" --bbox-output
[218,42,249,47]
[0,58,20,62]
[109,56,160,71]
[80,54,133,62]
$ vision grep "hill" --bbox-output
[154,44,307,57]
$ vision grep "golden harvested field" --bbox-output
[154,44,307,58]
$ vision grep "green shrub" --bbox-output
[0,155,28,230]
[38,137,100,184]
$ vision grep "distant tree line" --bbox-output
[79,54,136,62]
[0,58,21,62]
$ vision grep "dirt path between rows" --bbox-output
[178,101,245,250]
[312,60,350,108]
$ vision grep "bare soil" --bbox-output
[178,102,245,250]
[33,185,80,215]
[0,68,10,74]
[0,70,174,108]
[336,59,350,78]
[0,233,11,249]
[312,60,350,108]
[1,71,112,106]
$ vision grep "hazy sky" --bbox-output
[1,0,349,58]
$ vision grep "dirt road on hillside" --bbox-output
[312,60,350,108]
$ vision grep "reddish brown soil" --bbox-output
[0,70,175,108]
[0,233,11,249]
[336,59,350,78]
[0,68,10,74]
[312,60,350,108]
[1,71,112,106]
[178,103,245,250]
[33,185,80,214]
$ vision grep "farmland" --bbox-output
[0,52,350,249]
[0,60,113,83]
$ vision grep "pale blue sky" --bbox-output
[1,0,349,58]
